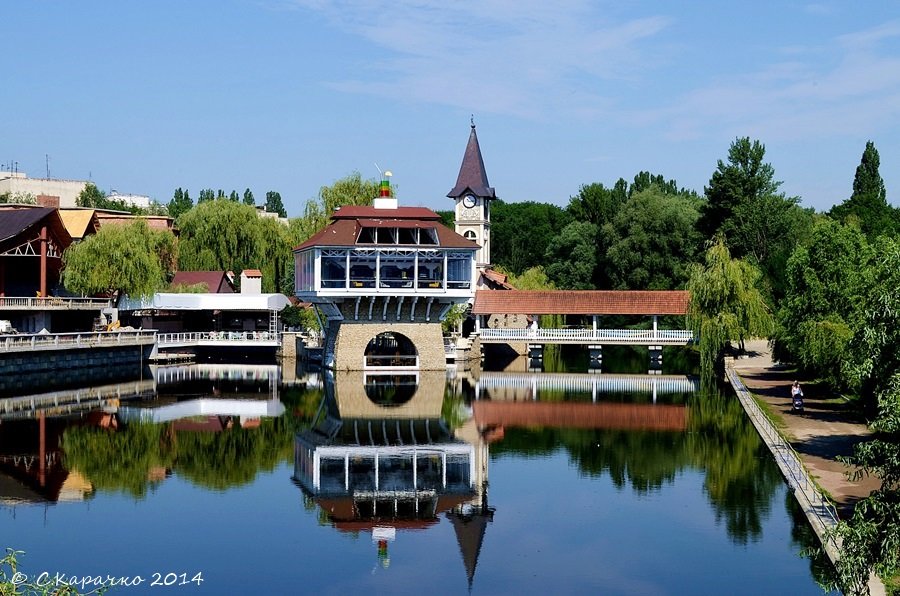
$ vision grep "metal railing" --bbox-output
[726,367,841,541]
[156,331,279,347]
[0,296,112,310]
[0,330,156,353]
[479,328,694,345]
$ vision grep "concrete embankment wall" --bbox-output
[725,362,886,596]
[0,344,152,394]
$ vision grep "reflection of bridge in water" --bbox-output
[0,380,156,421]
[464,372,697,435]
[474,372,698,401]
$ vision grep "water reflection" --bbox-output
[294,370,494,583]
[0,359,833,594]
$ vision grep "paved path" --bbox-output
[730,340,881,517]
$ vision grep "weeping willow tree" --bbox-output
[177,200,293,293]
[62,219,177,301]
[687,237,773,371]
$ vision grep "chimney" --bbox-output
[240,269,262,294]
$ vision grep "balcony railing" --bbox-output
[0,296,112,310]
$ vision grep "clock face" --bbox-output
[463,194,477,208]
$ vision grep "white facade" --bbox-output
[454,194,491,267]
[0,171,87,207]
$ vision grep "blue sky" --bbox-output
[3,1,900,216]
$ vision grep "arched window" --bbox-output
[464,230,477,242]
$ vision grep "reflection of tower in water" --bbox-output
[293,370,493,586]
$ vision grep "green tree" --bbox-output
[228,190,239,202]
[829,141,898,238]
[177,199,291,293]
[687,237,774,370]
[700,137,810,300]
[629,171,682,197]
[198,189,215,203]
[567,179,628,227]
[842,236,900,411]
[563,179,626,288]
[0,191,37,204]
[831,373,900,594]
[544,221,598,290]
[168,187,194,220]
[243,188,255,206]
[602,185,703,290]
[75,182,107,208]
[288,172,379,249]
[62,220,177,300]
[491,200,571,275]
[265,191,287,218]
[774,218,872,388]
[317,171,377,216]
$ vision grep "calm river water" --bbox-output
[0,347,836,595]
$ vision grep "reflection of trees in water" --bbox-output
[62,417,297,497]
[62,422,174,498]
[787,493,840,592]
[686,376,782,544]
[490,378,785,545]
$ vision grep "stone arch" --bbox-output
[364,331,419,368]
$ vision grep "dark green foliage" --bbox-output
[842,236,900,411]
[567,179,628,226]
[168,187,194,220]
[76,182,157,215]
[630,171,682,197]
[699,137,780,240]
[243,188,255,206]
[435,209,454,228]
[829,141,898,239]
[832,375,900,594]
[544,221,598,289]
[491,200,571,275]
[601,185,704,290]
[280,304,319,331]
[197,189,215,203]
[265,190,287,218]
[774,218,872,387]
[228,190,239,202]
[699,137,810,301]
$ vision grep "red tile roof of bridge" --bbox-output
[472,289,690,315]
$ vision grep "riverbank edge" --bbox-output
[725,361,886,596]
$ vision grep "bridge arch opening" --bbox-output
[364,332,418,369]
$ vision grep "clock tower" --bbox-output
[448,121,496,269]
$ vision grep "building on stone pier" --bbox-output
[292,173,478,371]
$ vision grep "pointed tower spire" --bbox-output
[447,121,496,199]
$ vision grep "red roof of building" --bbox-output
[171,271,235,293]
[242,269,262,277]
[293,210,478,251]
[480,269,515,290]
[331,206,441,220]
[472,290,690,315]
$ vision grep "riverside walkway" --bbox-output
[728,340,885,595]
